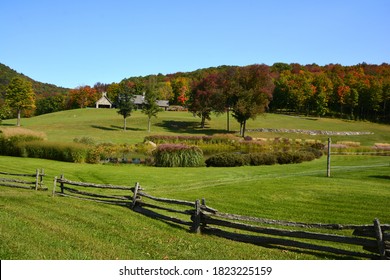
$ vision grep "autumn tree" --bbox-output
[68,86,98,108]
[5,77,36,126]
[170,77,190,105]
[229,65,274,137]
[188,73,225,128]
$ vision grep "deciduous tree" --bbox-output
[5,77,36,126]
[116,81,136,130]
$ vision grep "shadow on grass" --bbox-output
[91,125,145,132]
[131,205,376,260]
[155,120,228,135]
[369,175,390,180]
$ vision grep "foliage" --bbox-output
[0,127,46,156]
[153,144,204,167]
[116,81,136,130]
[68,86,98,108]
[5,77,36,126]
[205,150,320,167]
[223,65,275,136]
[35,94,66,115]
[20,141,88,163]
[142,76,163,132]
[188,73,225,128]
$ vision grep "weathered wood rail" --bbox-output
[52,176,390,260]
[132,187,390,260]
[53,175,134,206]
[0,169,46,190]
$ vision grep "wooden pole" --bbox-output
[52,176,57,197]
[60,174,65,193]
[131,182,140,209]
[35,169,39,191]
[192,199,201,234]
[327,138,331,177]
[374,218,386,259]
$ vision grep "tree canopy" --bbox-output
[5,77,35,126]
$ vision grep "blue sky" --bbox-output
[1,0,389,88]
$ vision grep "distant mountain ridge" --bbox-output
[0,63,70,97]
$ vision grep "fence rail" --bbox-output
[0,169,46,190]
[52,175,390,260]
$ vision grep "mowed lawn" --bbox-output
[1,154,389,260]
[1,109,390,259]
[2,108,390,145]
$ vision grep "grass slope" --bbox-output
[1,155,389,259]
[2,108,390,145]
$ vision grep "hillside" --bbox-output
[2,108,390,146]
[0,63,70,97]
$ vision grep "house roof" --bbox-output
[96,92,113,106]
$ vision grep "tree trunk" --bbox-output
[148,117,151,132]
[123,117,127,131]
[16,109,21,127]
[201,115,206,128]
[242,120,246,138]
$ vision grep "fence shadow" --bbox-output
[52,176,390,260]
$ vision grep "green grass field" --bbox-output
[2,108,390,145]
[1,109,390,259]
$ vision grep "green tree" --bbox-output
[142,76,163,132]
[5,77,36,126]
[116,82,136,130]
[35,95,66,115]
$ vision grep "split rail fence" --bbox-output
[52,175,390,260]
[0,169,46,190]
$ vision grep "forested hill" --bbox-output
[1,62,390,123]
[0,63,70,97]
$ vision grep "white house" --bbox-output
[95,92,113,108]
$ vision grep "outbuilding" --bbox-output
[96,92,113,108]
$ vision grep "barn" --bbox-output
[95,92,113,108]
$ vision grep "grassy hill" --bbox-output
[2,108,390,145]
[1,155,389,260]
[1,109,390,260]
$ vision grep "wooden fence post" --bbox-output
[60,174,64,193]
[327,137,331,177]
[192,199,201,233]
[374,218,386,259]
[35,169,39,191]
[52,176,57,197]
[39,169,45,190]
[131,182,140,209]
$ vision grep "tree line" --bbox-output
[1,62,390,130]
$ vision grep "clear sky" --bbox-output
[1,0,389,88]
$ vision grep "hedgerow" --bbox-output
[205,150,321,167]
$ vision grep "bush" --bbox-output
[205,153,249,167]
[0,128,46,157]
[248,153,277,165]
[206,150,320,167]
[154,144,204,167]
[20,141,88,163]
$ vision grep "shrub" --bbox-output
[248,153,277,165]
[20,141,88,163]
[154,144,204,167]
[206,150,320,167]
[205,153,249,167]
[0,128,46,157]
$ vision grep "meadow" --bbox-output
[1,109,390,259]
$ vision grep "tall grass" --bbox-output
[154,144,204,167]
